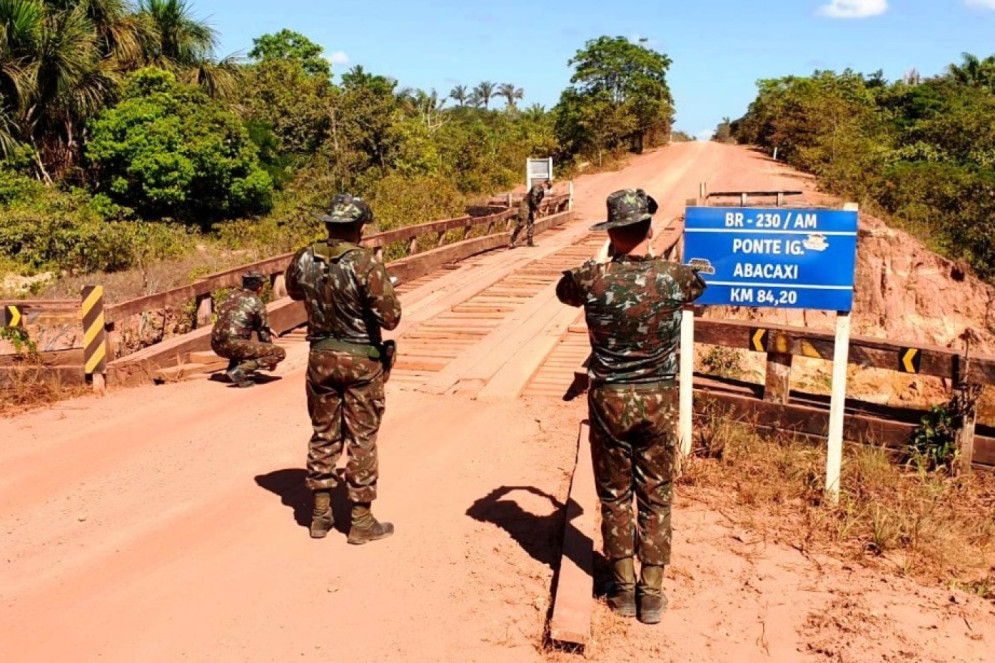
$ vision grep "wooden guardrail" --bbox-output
[572,312,995,471]
[2,194,570,359]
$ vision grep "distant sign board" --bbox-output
[527,157,553,190]
[683,206,858,311]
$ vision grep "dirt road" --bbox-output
[2,142,993,662]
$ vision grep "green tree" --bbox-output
[238,57,333,155]
[137,0,238,98]
[946,52,995,92]
[472,80,496,109]
[248,29,330,78]
[86,67,272,222]
[448,84,467,107]
[554,36,673,160]
[496,82,523,110]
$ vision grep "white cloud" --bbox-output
[816,0,888,18]
[965,0,995,9]
[328,51,349,66]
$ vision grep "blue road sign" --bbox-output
[683,206,858,311]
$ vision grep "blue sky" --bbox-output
[201,0,995,139]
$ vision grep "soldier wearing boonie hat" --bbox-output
[210,270,286,387]
[285,193,402,544]
[556,188,706,624]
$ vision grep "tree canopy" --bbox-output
[554,36,674,162]
[248,29,330,78]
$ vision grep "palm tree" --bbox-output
[947,52,995,90]
[472,80,496,109]
[49,0,152,68]
[448,83,467,107]
[137,0,238,98]
[496,82,523,110]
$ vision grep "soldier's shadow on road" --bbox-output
[254,468,350,533]
[466,486,605,587]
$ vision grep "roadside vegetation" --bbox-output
[724,54,995,281]
[1,3,676,297]
[683,413,995,598]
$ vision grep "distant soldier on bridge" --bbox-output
[211,271,287,388]
[509,180,553,248]
[555,189,706,625]
[285,194,402,544]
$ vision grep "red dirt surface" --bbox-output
[2,142,993,662]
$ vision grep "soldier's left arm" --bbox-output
[361,258,402,331]
[555,262,595,307]
[254,295,275,341]
[674,264,708,303]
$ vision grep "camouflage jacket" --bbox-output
[212,288,269,343]
[285,240,401,345]
[525,184,546,211]
[556,256,706,385]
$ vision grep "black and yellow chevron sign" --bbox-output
[898,347,921,374]
[749,328,768,353]
[80,285,107,375]
[2,304,23,328]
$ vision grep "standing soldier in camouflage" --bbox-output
[509,179,553,248]
[285,194,402,544]
[211,271,287,388]
[555,189,706,624]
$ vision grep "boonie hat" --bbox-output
[317,193,373,225]
[242,271,266,289]
[590,188,658,231]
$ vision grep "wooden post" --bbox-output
[507,192,513,208]
[776,192,785,207]
[954,339,981,475]
[195,294,213,328]
[463,221,472,240]
[825,312,852,502]
[955,387,978,475]
[436,230,446,248]
[763,352,793,404]
[740,192,748,206]
[568,180,574,210]
[408,236,418,256]
[678,304,695,470]
[271,273,287,299]
[374,246,384,263]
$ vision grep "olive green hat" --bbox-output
[317,193,374,225]
[589,188,658,231]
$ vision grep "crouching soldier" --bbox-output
[211,271,287,387]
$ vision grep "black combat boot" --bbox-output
[637,564,668,625]
[347,501,394,545]
[607,557,636,618]
[309,490,333,539]
[227,366,255,387]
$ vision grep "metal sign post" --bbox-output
[682,202,859,501]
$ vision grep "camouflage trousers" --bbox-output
[588,383,677,566]
[510,205,536,246]
[211,338,286,372]
[305,349,386,502]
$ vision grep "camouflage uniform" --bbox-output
[285,225,401,504]
[210,286,286,375]
[556,189,705,611]
[509,183,547,247]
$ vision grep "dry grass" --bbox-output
[680,409,995,595]
[0,359,87,416]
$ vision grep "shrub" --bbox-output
[86,68,273,224]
